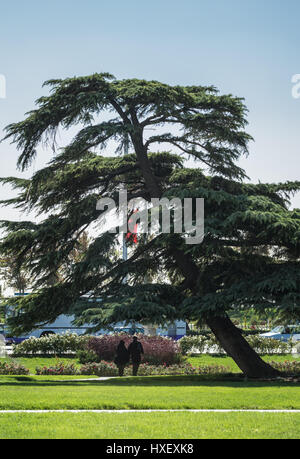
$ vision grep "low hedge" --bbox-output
[0,361,29,375]
[241,329,270,336]
[35,361,232,377]
[179,334,224,355]
[269,360,300,375]
[179,334,292,355]
[36,362,80,376]
[12,331,294,360]
[246,335,291,354]
[12,333,182,364]
[12,333,89,356]
[186,329,268,337]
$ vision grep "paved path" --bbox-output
[59,377,117,382]
[1,409,300,414]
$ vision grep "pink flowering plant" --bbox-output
[268,360,300,375]
[86,334,182,365]
[35,361,80,376]
[0,361,29,375]
[79,361,231,377]
[81,361,119,377]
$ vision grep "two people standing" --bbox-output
[114,336,144,377]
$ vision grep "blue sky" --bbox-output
[0,0,299,219]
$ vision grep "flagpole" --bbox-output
[123,140,129,263]
[123,233,128,262]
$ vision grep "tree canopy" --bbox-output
[1,73,300,377]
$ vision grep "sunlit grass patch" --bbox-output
[0,412,300,439]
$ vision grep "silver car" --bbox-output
[261,325,300,342]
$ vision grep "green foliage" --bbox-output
[3,74,250,175]
[0,361,29,375]
[1,72,300,343]
[179,334,291,355]
[179,335,209,355]
[80,361,118,377]
[36,361,80,376]
[268,360,300,375]
[246,336,290,355]
[12,333,89,356]
[0,254,30,294]
[79,361,231,377]
[86,334,181,365]
[76,349,99,364]
[0,304,5,322]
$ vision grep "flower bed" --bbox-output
[0,361,29,375]
[86,334,181,365]
[81,361,119,377]
[268,360,300,375]
[36,362,80,376]
[80,361,231,377]
[30,359,300,377]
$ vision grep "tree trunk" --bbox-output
[132,128,281,379]
[206,315,280,378]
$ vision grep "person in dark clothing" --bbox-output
[114,340,130,376]
[128,336,144,376]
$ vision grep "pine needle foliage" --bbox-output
[0,73,299,339]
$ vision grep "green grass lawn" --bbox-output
[1,412,300,439]
[1,355,300,439]
[188,354,297,372]
[0,375,300,410]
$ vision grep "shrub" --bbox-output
[178,334,224,355]
[134,363,230,376]
[81,361,119,377]
[86,334,181,365]
[241,329,269,336]
[36,361,80,376]
[179,333,291,355]
[77,349,100,364]
[295,342,300,354]
[245,335,289,354]
[12,333,89,356]
[178,335,209,355]
[0,361,29,375]
[186,330,211,337]
[205,334,226,354]
[269,360,300,375]
[80,361,231,377]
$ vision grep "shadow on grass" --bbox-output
[0,374,300,388]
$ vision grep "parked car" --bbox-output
[261,325,300,342]
[3,313,103,344]
[113,326,145,335]
[0,324,12,345]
